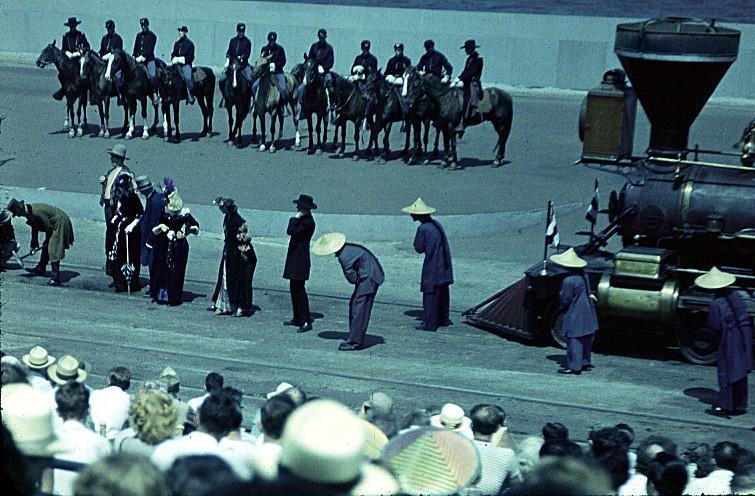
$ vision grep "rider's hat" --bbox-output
[318,28,327,38]
[236,22,246,32]
[268,31,277,42]
[461,39,481,50]
[177,26,188,33]
[424,39,435,50]
[64,17,81,27]
[394,43,404,51]
[140,17,150,27]
[105,19,115,30]
[361,40,371,50]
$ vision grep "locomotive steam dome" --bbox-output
[615,18,740,157]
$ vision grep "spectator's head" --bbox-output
[221,387,243,409]
[129,386,177,445]
[2,362,29,385]
[588,428,630,491]
[492,404,508,426]
[261,394,296,441]
[2,384,72,458]
[47,354,87,385]
[512,456,613,495]
[158,366,180,395]
[517,436,545,476]
[401,408,431,430]
[714,441,740,471]
[204,372,224,393]
[542,422,569,442]
[21,345,55,372]
[615,423,635,447]
[55,381,90,421]
[198,392,241,440]
[282,386,307,406]
[540,440,583,458]
[470,404,503,437]
[682,442,715,478]
[167,455,240,496]
[637,435,677,476]
[732,464,755,495]
[359,391,393,419]
[107,366,131,391]
[430,403,472,433]
[74,453,169,496]
[646,452,688,496]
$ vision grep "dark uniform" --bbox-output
[283,196,317,331]
[558,271,599,373]
[54,17,90,100]
[133,19,158,90]
[337,243,385,349]
[223,27,253,84]
[386,53,412,79]
[459,41,484,125]
[352,52,378,77]
[99,30,123,57]
[171,28,196,104]
[140,189,166,267]
[257,32,289,102]
[414,218,454,331]
[417,42,453,79]
[307,40,334,75]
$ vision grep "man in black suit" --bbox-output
[283,195,317,333]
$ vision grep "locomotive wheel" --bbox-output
[678,318,718,366]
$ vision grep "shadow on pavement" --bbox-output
[317,330,385,349]
[683,387,718,407]
[403,309,423,319]
[0,157,17,167]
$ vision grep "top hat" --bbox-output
[7,198,26,217]
[394,43,404,51]
[268,31,277,42]
[140,17,149,26]
[64,17,81,27]
[159,366,180,388]
[424,39,435,49]
[695,266,737,290]
[549,247,587,269]
[361,40,371,50]
[47,355,88,385]
[461,39,480,50]
[236,22,246,32]
[177,26,189,33]
[0,208,11,224]
[107,143,129,159]
[293,194,317,210]
[402,197,436,215]
[312,232,346,256]
[166,190,184,213]
[22,345,56,370]
[135,175,153,193]
[318,28,327,37]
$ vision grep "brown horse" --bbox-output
[36,41,89,138]
[249,55,298,152]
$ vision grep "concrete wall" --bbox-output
[2,0,753,99]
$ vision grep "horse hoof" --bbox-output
[379,158,387,164]
[68,129,75,138]
[200,131,208,138]
[492,159,501,167]
[126,133,133,140]
[98,129,105,137]
[269,146,276,154]
[295,139,302,148]
[337,152,345,158]
[259,144,267,152]
[227,140,235,147]
[104,130,110,138]
[63,120,70,131]
[353,155,360,162]
[422,159,431,166]
[307,148,315,155]
[164,137,171,143]
[141,132,149,140]
[76,128,84,137]
[316,149,323,155]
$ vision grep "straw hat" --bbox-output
[2,384,75,457]
[47,355,88,385]
[159,366,180,388]
[549,247,587,269]
[402,197,436,215]
[695,267,736,290]
[312,232,346,256]
[430,403,472,433]
[22,345,56,370]
[266,381,294,399]
[166,190,184,213]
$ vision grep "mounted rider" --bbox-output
[54,17,91,101]
[256,31,290,110]
[454,39,484,134]
[350,40,378,128]
[417,39,453,82]
[99,19,124,105]
[132,17,159,103]
[171,26,196,105]
[297,28,334,117]
[220,23,253,87]
[385,42,412,115]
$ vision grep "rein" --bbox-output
[332,79,358,114]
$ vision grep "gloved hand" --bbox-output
[102,53,112,61]
[171,57,179,64]
[385,75,396,85]
[124,218,140,234]
[136,55,146,63]
[152,223,169,235]
[111,215,120,224]
[224,58,230,68]
[317,65,324,74]
[167,230,176,241]
[65,51,74,59]
[72,51,81,58]
[175,231,185,240]
[347,74,358,81]
[395,77,404,85]
[440,75,450,84]
[352,65,364,75]
[452,78,463,88]
[418,70,426,76]
[176,56,186,64]
[30,242,39,252]
[189,225,199,235]
[269,62,275,71]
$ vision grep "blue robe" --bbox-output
[707,290,753,387]
[414,219,453,293]
[140,191,165,266]
[558,271,598,338]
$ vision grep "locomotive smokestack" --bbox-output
[614,18,739,158]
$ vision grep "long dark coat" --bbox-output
[27,204,74,263]
[558,271,598,338]
[413,219,453,293]
[212,209,254,309]
[148,210,198,305]
[337,243,385,295]
[140,191,165,266]
[283,214,315,281]
[707,289,753,387]
[111,193,143,290]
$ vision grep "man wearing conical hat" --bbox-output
[312,233,385,351]
[695,267,752,417]
[549,248,598,375]
[402,198,454,332]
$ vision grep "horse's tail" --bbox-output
[205,69,216,109]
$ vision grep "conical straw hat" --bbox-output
[695,266,736,290]
[312,232,346,256]
[549,248,587,268]
[402,198,436,215]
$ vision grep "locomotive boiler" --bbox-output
[465,17,755,365]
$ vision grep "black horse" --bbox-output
[81,49,127,138]
[109,49,163,139]
[364,71,412,162]
[160,64,215,142]
[36,41,89,138]
[325,73,376,160]
[250,55,299,152]
[299,56,330,155]
[404,67,513,168]
[220,56,252,146]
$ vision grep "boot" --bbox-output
[25,265,46,277]
[48,262,61,286]
[53,88,65,101]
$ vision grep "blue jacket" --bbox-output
[417,50,453,78]
[413,219,453,293]
[308,41,334,72]
[558,271,598,338]
[337,243,384,296]
[707,289,753,387]
[261,43,286,73]
[99,33,123,57]
[171,37,195,65]
[226,35,252,65]
[352,53,378,75]
[140,191,165,266]
[133,30,157,61]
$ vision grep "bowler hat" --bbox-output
[312,232,346,256]
[7,198,25,217]
[177,25,188,33]
[293,194,317,210]
[22,345,56,370]
[402,197,436,215]
[695,266,736,290]
[549,247,587,269]
[47,355,88,385]
[107,143,129,159]
[461,39,480,50]
[135,175,153,193]
[140,17,150,26]
[64,17,81,27]
[0,208,11,224]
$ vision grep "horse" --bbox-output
[109,49,164,139]
[81,49,128,138]
[36,40,89,138]
[404,67,513,168]
[363,72,412,162]
[159,63,215,142]
[249,55,299,152]
[219,56,252,147]
[299,56,330,155]
[325,72,377,160]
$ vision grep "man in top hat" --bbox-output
[100,144,135,275]
[7,198,74,286]
[417,39,453,82]
[696,267,753,417]
[549,247,598,375]
[0,208,20,271]
[99,19,124,105]
[132,17,160,102]
[403,198,454,332]
[171,26,196,105]
[312,233,385,351]
[135,175,165,288]
[283,194,317,333]
[258,31,290,110]
[53,17,90,100]
[455,39,484,135]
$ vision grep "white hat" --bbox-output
[47,355,88,385]
[312,232,346,256]
[402,197,437,215]
[430,403,472,432]
[266,381,294,399]
[695,266,737,290]
[549,247,587,269]
[22,345,56,370]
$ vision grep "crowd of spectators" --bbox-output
[2,345,754,496]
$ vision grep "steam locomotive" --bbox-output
[465,17,755,365]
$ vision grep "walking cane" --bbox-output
[125,232,131,295]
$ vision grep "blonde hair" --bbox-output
[129,386,178,445]
[517,435,545,476]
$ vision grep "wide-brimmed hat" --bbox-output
[293,194,317,210]
[402,197,436,215]
[22,345,56,370]
[159,366,180,388]
[382,427,481,496]
[461,39,480,50]
[135,175,153,193]
[7,198,26,217]
[64,17,81,27]
[549,247,587,269]
[695,266,737,290]
[312,232,346,256]
[107,143,128,159]
[266,381,294,399]
[47,355,88,385]
[430,403,472,432]
[166,190,184,213]
[0,208,11,224]
[2,384,75,457]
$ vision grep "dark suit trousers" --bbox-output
[104,205,116,270]
[566,334,594,371]
[348,289,377,346]
[290,279,311,325]
[719,376,748,412]
[423,283,450,331]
